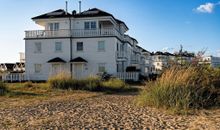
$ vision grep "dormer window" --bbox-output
[84,21,96,30]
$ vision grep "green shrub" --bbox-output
[0,82,7,96]
[137,66,220,111]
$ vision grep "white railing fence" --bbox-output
[25,28,122,39]
[1,73,26,82]
[115,72,139,81]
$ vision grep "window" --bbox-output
[98,41,105,51]
[54,23,59,31]
[91,21,96,29]
[84,21,96,30]
[84,22,90,30]
[35,42,42,53]
[117,43,119,51]
[77,42,83,51]
[34,64,42,73]
[98,63,106,73]
[55,42,62,52]
[48,23,59,31]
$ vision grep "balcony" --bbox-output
[25,28,122,39]
[116,51,128,60]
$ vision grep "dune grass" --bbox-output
[48,73,138,93]
[137,66,220,114]
[0,81,7,96]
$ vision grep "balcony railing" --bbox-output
[116,51,127,59]
[25,28,122,39]
[1,73,26,82]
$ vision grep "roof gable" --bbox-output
[32,9,71,20]
[31,8,128,30]
[48,57,66,63]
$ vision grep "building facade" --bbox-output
[25,8,150,81]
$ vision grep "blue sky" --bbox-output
[0,0,220,62]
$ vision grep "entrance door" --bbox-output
[74,64,83,79]
[51,64,62,76]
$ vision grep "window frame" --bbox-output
[90,21,97,29]
[98,63,106,73]
[34,42,42,53]
[34,64,42,73]
[98,41,105,52]
[84,22,90,30]
[55,42,62,52]
[76,42,83,51]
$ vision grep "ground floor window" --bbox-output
[98,63,106,73]
[34,64,42,73]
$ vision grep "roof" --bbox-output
[70,57,88,63]
[75,8,128,29]
[152,51,174,56]
[32,9,71,20]
[174,52,195,57]
[5,63,15,71]
[48,57,66,63]
[136,45,150,53]
[32,8,128,30]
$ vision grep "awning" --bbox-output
[70,57,88,63]
[47,57,66,63]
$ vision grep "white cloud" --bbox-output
[196,2,215,13]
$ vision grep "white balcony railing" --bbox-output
[116,51,127,59]
[1,73,26,82]
[115,72,139,81]
[25,28,122,39]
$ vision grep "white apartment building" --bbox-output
[24,8,150,81]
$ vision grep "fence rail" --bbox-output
[115,72,139,81]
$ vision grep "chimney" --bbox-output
[65,1,68,15]
[79,1,82,13]
[72,10,77,15]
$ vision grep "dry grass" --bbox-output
[137,66,220,113]
[0,82,99,109]
[48,73,138,93]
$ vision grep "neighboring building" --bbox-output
[174,52,194,65]
[151,51,175,74]
[24,8,150,81]
[201,56,220,68]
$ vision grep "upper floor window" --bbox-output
[91,21,96,29]
[34,64,42,73]
[98,41,105,52]
[84,21,96,30]
[55,42,62,52]
[77,42,83,51]
[34,42,42,53]
[48,23,59,31]
[85,22,90,30]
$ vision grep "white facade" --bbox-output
[25,8,150,81]
[202,56,220,68]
